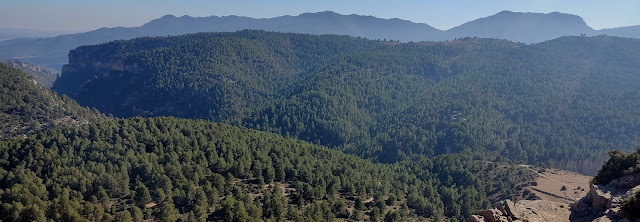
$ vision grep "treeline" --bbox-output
[0,117,535,221]
[53,31,640,174]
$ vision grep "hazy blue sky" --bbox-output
[1,0,639,32]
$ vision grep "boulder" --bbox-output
[606,207,624,219]
[592,215,614,222]
[607,173,640,189]
[479,209,505,222]
[465,215,485,222]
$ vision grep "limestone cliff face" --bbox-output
[62,46,143,75]
[52,43,151,119]
[56,45,146,98]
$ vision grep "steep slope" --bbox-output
[0,63,102,140]
[4,59,58,87]
[53,31,640,175]
[0,117,536,221]
[447,11,595,43]
[0,11,443,69]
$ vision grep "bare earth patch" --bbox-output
[516,200,571,222]
[522,165,591,204]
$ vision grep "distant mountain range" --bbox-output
[0,10,638,69]
[0,28,69,41]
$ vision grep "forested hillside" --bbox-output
[0,63,102,140]
[53,31,640,174]
[0,117,536,221]
[4,59,58,87]
[55,31,382,121]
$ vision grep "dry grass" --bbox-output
[521,165,591,204]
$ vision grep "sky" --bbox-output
[1,0,639,33]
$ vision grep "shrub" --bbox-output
[593,148,640,185]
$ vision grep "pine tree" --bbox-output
[134,181,153,206]
[157,200,179,222]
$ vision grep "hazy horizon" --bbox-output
[1,0,639,33]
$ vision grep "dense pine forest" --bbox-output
[3,29,640,221]
[0,117,536,221]
[54,31,640,174]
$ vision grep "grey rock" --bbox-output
[504,199,519,218]
[479,209,504,222]
[607,173,640,189]
[593,215,614,222]
[466,215,485,222]
[590,184,612,211]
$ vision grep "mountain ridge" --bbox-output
[1,10,637,70]
[447,10,595,43]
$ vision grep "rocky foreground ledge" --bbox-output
[570,173,640,222]
[467,173,640,222]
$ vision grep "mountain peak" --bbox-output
[448,10,594,43]
[141,14,186,28]
[159,14,178,20]
[299,11,341,17]
[491,10,581,18]
[496,10,515,14]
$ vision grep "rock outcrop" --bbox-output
[466,200,525,222]
[467,215,485,222]
[570,173,640,222]
[466,199,574,222]
[469,173,640,222]
[478,209,508,222]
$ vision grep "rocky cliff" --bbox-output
[570,173,640,222]
[55,42,148,100]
